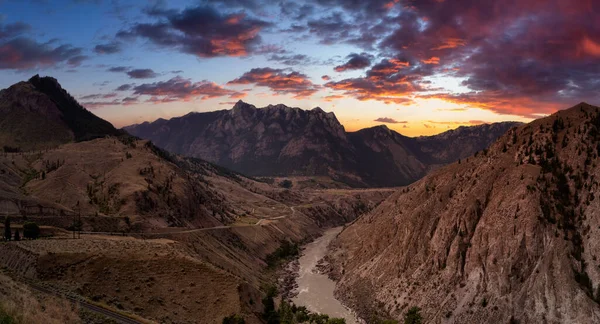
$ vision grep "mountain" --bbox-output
[327,102,600,323]
[0,77,394,323]
[0,75,121,151]
[125,100,520,187]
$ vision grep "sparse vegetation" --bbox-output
[266,240,300,268]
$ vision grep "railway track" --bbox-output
[21,278,145,324]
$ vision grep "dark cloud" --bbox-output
[0,22,30,39]
[0,37,85,70]
[80,93,118,100]
[107,66,129,72]
[334,52,373,72]
[94,41,121,54]
[279,2,315,20]
[228,67,320,99]
[67,55,87,67]
[268,54,313,66]
[324,57,426,104]
[374,117,406,124]
[115,83,133,91]
[126,69,158,79]
[133,76,243,101]
[117,4,271,58]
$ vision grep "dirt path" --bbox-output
[80,206,297,237]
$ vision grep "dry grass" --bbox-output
[0,273,81,324]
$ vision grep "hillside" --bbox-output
[0,77,394,323]
[0,75,121,151]
[328,103,600,323]
[125,101,519,187]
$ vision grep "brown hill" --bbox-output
[125,100,520,187]
[328,102,600,323]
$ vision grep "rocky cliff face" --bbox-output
[0,75,121,151]
[328,103,600,323]
[126,101,519,187]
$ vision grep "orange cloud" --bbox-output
[422,57,440,64]
[431,38,466,50]
[228,67,320,99]
[581,36,600,57]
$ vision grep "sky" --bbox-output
[0,0,599,136]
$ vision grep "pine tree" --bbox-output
[4,217,10,241]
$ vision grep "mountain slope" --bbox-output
[328,102,600,323]
[0,75,121,151]
[125,101,519,187]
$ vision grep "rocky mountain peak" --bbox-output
[231,100,257,117]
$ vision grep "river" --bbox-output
[292,227,361,323]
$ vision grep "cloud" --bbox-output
[321,75,331,81]
[107,66,129,72]
[94,41,121,54]
[268,53,313,66]
[334,52,373,72]
[0,22,30,39]
[228,67,320,99]
[80,93,118,100]
[323,94,344,101]
[374,117,406,124]
[117,4,271,58]
[300,0,600,117]
[126,68,158,79]
[115,83,133,91]
[0,37,86,70]
[133,76,243,101]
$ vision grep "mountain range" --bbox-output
[125,100,521,187]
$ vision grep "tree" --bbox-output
[404,307,422,324]
[279,179,293,189]
[13,229,20,241]
[3,217,10,241]
[23,222,40,240]
[222,314,245,324]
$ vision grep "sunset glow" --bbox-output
[0,0,598,134]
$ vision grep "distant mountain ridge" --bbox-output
[0,75,121,151]
[125,100,521,187]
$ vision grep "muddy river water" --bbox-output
[292,227,361,323]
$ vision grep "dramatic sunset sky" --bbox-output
[0,0,599,136]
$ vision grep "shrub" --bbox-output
[404,306,422,324]
[279,179,293,189]
[222,314,245,324]
[22,222,40,240]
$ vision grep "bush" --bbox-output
[222,314,245,324]
[404,306,422,324]
[22,222,40,240]
[279,179,293,189]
